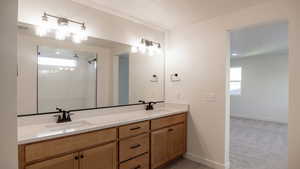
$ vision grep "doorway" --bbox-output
[228,21,288,169]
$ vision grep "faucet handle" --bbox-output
[66,112,72,122]
[139,100,146,104]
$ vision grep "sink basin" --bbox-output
[45,120,94,131]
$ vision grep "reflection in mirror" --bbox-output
[17,22,164,115]
[38,47,97,113]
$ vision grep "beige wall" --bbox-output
[18,0,164,48]
[18,32,114,115]
[288,1,300,169]
[165,0,297,168]
[0,0,18,168]
[231,54,288,123]
[112,47,165,105]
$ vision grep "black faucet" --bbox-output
[56,108,72,123]
[139,100,156,111]
[146,102,156,110]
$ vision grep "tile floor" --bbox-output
[163,158,212,169]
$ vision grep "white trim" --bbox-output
[184,152,230,169]
[72,0,168,32]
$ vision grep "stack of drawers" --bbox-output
[119,121,150,169]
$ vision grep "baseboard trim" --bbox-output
[184,153,230,169]
[230,114,288,124]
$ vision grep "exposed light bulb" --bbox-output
[55,30,67,40]
[36,13,49,37]
[56,20,70,40]
[131,46,138,53]
[139,46,146,53]
[79,24,88,41]
[148,48,154,56]
[36,26,49,37]
[72,34,82,44]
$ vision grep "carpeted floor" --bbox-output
[230,117,288,169]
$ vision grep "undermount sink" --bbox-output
[45,120,94,131]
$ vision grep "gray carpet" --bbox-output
[230,117,288,169]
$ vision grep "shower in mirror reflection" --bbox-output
[37,46,97,113]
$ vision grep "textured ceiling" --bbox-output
[230,22,288,59]
[72,0,274,30]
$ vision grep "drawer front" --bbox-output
[119,121,149,139]
[151,113,185,130]
[25,128,117,163]
[120,153,149,169]
[119,134,149,162]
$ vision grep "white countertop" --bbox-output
[18,103,188,145]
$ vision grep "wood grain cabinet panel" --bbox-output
[119,121,149,139]
[25,153,79,169]
[150,128,169,169]
[25,128,117,163]
[119,153,149,169]
[80,142,117,169]
[151,123,186,169]
[167,124,186,160]
[119,134,149,162]
[151,114,185,130]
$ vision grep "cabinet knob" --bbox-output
[75,156,79,160]
[80,155,84,159]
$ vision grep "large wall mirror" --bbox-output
[18,23,165,115]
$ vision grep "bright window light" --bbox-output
[38,57,77,67]
[230,67,242,95]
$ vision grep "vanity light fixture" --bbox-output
[131,46,138,53]
[36,12,88,44]
[131,38,162,55]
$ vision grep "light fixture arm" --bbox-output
[141,38,161,48]
[43,12,86,30]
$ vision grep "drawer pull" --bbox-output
[168,128,174,132]
[130,127,141,131]
[130,144,141,149]
[132,165,141,169]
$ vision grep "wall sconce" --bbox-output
[36,12,88,44]
[131,38,162,55]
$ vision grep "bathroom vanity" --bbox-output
[18,107,187,169]
[16,19,183,169]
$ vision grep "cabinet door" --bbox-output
[79,142,117,169]
[151,128,168,169]
[167,123,186,160]
[26,153,79,169]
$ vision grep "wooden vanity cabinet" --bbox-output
[25,142,117,169]
[151,114,186,169]
[80,142,117,169]
[25,153,79,169]
[19,113,187,169]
